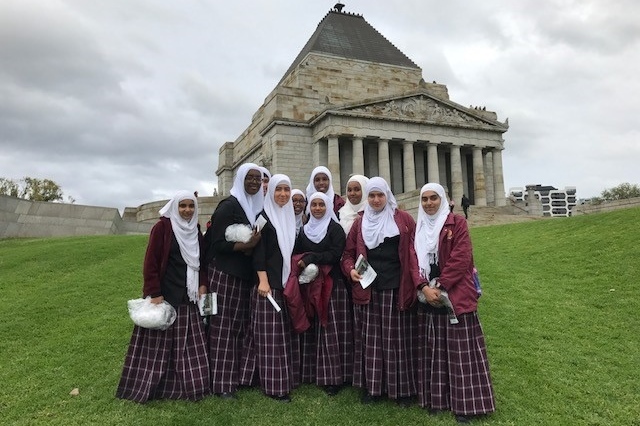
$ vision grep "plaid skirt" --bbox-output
[417,310,496,415]
[207,265,252,394]
[116,303,210,403]
[352,288,418,399]
[239,286,300,397]
[299,277,354,386]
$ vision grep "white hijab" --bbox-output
[229,163,264,226]
[264,174,296,287]
[415,183,450,280]
[305,166,336,214]
[158,190,200,304]
[362,177,399,250]
[303,192,334,244]
[291,189,306,236]
[338,174,369,235]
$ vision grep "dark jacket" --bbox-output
[142,217,206,299]
[341,209,424,311]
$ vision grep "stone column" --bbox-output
[378,138,391,184]
[313,140,321,166]
[493,148,507,206]
[450,144,463,206]
[328,136,341,194]
[472,147,487,206]
[427,143,440,183]
[484,151,495,205]
[352,136,364,176]
[402,140,417,192]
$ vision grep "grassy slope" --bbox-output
[0,207,638,425]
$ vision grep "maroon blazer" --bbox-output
[142,217,207,298]
[434,213,478,315]
[341,209,424,311]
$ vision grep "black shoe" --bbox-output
[360,392,382,404]
[268,394,291,403]
[323,385,341,396]
[218,391,236,400]
[395,396,414,407]
[455,415,472,423]
[426,407,444,416]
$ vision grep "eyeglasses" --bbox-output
[292,200,306,204]
[245,175,262,183]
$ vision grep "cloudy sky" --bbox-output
[1,0,638,211]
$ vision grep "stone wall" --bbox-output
[0,195,152,239]
[571,197,640,215]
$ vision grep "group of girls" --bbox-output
[116,163,495,424]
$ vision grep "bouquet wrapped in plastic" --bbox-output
[127,297,177,330]
[298,263,319,284]
[225,224,253,243]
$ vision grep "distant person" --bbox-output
[338,174,369,235]
[116,191,210,403]
[306,166,345,219]
[260,166,271,196]
[448,198,455,213]
[461,195,470,219]
[414,183,495,423]
[291,189,308,236]
[203,163,263,399]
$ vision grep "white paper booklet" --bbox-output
[198,292,218,316]
[254,214,267,232]
[355,254,377,289]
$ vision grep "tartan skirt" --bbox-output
[207,265,252,394]
[352,288,418,399]
[239,286,300,397]
[116,303,210,403]
[417,310,496,415]
[299,277,354,386]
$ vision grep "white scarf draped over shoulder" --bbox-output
[338,174,369,235]
[158,190,201,304]
[414,183,450,280]
[361,177,399,250]
[303,192,335,244]
[229,162,265,226]
[264,174,296,287]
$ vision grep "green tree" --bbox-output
[0,178,20,197]
[599,182,640,202]
[0,177,66,202]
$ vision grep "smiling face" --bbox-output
[421,190,442,215]
[178,199,195,221]
[273,183,291,207]
[244,169,262,195]
[313,173,330,193]
[346,181,363,205]
[367,190,387,212]
[309,198,327,219]
[262,175,270,195]
[292,194,306,215]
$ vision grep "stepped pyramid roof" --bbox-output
[279,8,420,83]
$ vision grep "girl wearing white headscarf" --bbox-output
[338,174,369,235]
[340,177,424,406]
[291,189,308,236]
[117,191,210,403]
[203,163,264,398]
[293,192,350,394]
[305,166,346,218]
[244,174,299,402]
[414,184,495,422]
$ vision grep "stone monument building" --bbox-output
[216,6,509,207]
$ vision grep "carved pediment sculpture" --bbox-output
[344,95,497,128]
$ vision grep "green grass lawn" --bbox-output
[1,207,639,425]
